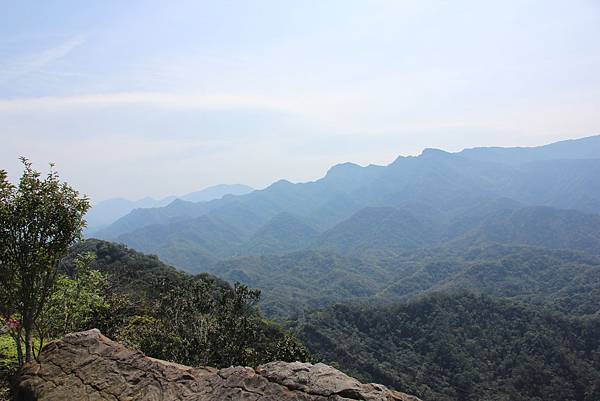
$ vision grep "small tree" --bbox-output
[0,158,90,364]
[34,253,108,358]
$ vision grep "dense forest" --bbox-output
[294,293,600,401]
[205,244,600,319]
[60,239,311,368]
[58,240,600,401]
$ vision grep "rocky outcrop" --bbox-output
[16,329,420,401]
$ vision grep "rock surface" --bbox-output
[16,329,421,401]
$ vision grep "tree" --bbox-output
[0,158,90,364]
[109,272,312,368]
[34,253,108,358]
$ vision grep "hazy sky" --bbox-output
[2,0,599,202]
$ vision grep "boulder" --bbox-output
[15,329,421,401]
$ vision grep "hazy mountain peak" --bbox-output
[166,198,193,207]
[325,162,362,176]
[86,184,254,235]
[180,184,254,203]
[267,179,294,189]
[420,148,452,157]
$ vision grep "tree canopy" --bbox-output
[0,159,90,364]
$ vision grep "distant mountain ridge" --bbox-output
[457,134,600,164]
[86,184,253,233]
[91,135,600,275]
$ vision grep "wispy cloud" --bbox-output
[0,35,85,84]
[0,91,295,113]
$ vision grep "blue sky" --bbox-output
[1,0,599,201]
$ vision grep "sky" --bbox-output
[1,0,599,202]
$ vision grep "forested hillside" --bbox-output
[59,239,312,368]
[208,244,600,319]
[98,202,600,274]
[210,250,388,317]
[295,293,600,401]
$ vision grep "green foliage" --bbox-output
[0,334,16,400]
[63,239,312,369]
[114,316,186,362]
[295,293,600,401]
[0,159,90,364]
[120,278,312,368]
[35,253,109,354]
[62,239,200,301]
[0,335,17,367]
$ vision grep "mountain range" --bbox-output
[93,135,600,271]
[85,184,253,233]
